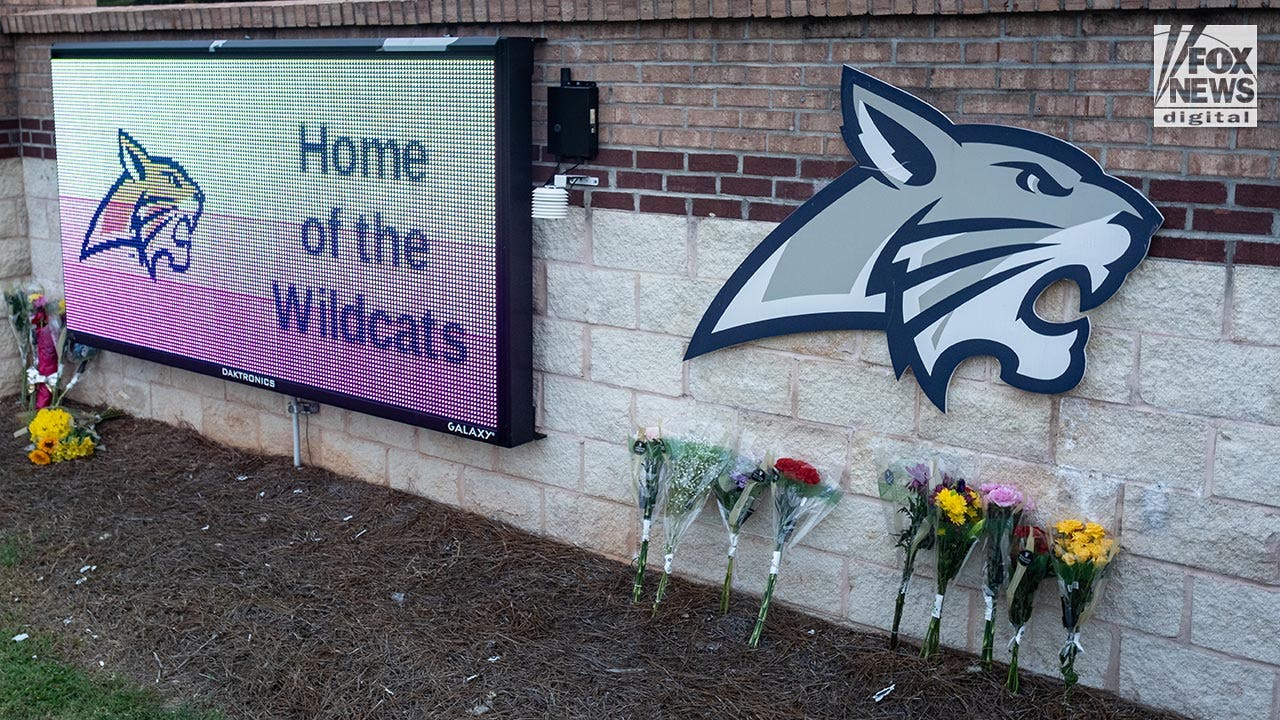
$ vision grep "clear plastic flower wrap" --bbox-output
[711,440,770,615]
[651,431,733,612]
[977,482,1032,669]
[877,458,934,650]
[1050,518,1118,686]
[1004,521,1052,693]
[748,457,841,647]
[920,468,984,659]
[628,425,668,603]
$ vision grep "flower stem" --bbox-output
[651,571,670,616]
[718,554,735,615]
[1006,640,1021,694]
[748,572,778,648]
[631,537,649,603]
[981,618,996,670]
[919,616,941,659]
[889,591,906,650]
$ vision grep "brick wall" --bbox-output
[3,3,1279,719]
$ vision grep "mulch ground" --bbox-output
[0,413,1186,720]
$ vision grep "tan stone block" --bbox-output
[317,429,388,485]
[150,385,203,431]
[1091,259,1225,338]
[346,411,416,448]
[1069,331,1137,403]
[796,361,916,436]
[694,216,775,280]
[919,379,1053,463]
[1123,486,1280,584]
[541,375,632,442]
[1120,633,1275,720]
[1058,399,1210,489]
[1191,575,1280,665]
[1231,265,1280,346]
[495,431,581,489]
[532,206,587,262]
[461,467,543,533]
[200,397,262,451]
[1213,423,1280,508]
[388,448,460,505]
[545,263,636,328]
[592,208,689,272]
[1139,336,1280,424]
[688,345,793,415]
[533,316,584,377]
[544,489,632,558]
[637,274,721,338]
[589,327,685,396]
[581,438,634,505]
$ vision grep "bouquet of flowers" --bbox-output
[877,461,934,650]
[711,452,769,614]
[629,426,668,603]
[920,473,984,659]
[1051,519,1117,686]
[748,458,841,647]
[978,482,1031,669]
[25,406,101,465]
[5,289,98,412]
[1005,524,1053,693]
[651,436,732,611]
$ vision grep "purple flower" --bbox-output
[731,472,750,490]
[980,482,1024,508]
[905,463,930,490]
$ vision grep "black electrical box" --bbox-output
[546,68,598,161]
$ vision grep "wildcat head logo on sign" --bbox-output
[1154,25,1257,127]
[685,67,1163,412]
[81,130,205,280]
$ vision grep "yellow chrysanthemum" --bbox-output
[1056,518,1084,535]
[29,408,74,442]
[935,488,972,526]
[1083,522,1107,540]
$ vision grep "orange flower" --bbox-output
[28,449,51,465]
[38,437,56,453]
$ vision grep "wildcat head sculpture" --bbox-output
[685,67,1163,411]
[81,130,204,280]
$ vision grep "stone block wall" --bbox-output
[2,2,1278,718]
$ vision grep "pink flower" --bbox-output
[980,482,1024,508]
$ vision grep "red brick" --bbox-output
[898,42,962,63]
[1188,153,1272,179]
[767,134,825,155]
[639,194,688,215]
[661,43,714,61]
[588,191,636,211]
[744,155,797,177]
[617,171,664,190]
[668,174,718,194]
[1156,206,1187,230]
[1148,180,1227,204]
[1234,240,1280,268]
[716,88,771,108]
[689,109,741,128]
[771,43,829,63]
[661,87,715,108]
[748,202,797,222]
[741,111,794,130]
[776,180,817,201]
[689,153,739,173]
[1236,184,1280,210]
[720,176,772,197]
[635,151,684,170]
[1191,209,1274,235]
[609,85,663,104]
[593,149,635,168]
[831,43,892,63]
[1147,236,1227,264]
[801,159,855,178]
[693,197,743,218]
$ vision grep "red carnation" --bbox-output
[775,458,821,485]
[1013,525,1050,555]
